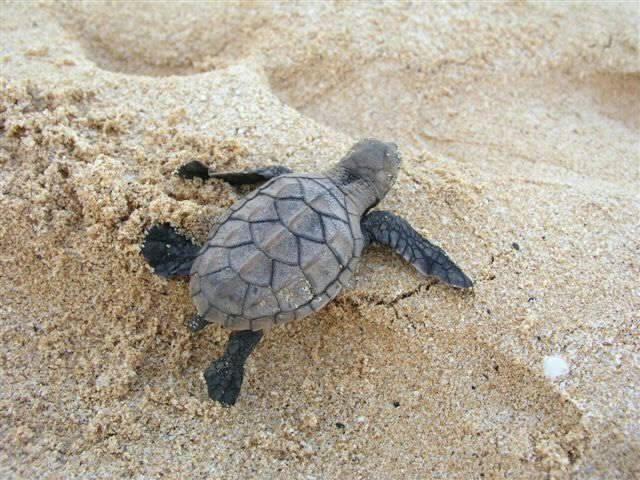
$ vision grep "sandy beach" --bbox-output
[1,1,638,478]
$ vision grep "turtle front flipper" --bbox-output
[177,160,292,185]
[204,330,264,406]
[362,210,473,289]
[142,223,201,278]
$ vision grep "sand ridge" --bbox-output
[1,1,639,479]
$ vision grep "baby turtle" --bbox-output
[142,139,472,405]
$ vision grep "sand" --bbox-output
[0,1,638,479]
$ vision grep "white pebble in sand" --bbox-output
[543,355,570,379]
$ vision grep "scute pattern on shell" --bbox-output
[189,174,363,330]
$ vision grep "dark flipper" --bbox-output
[186,314,209,333]
[177,160,292,185]
[362,210,473,288]
[204,330,264,406]
[142,223,201,278]
[177,160,210,180]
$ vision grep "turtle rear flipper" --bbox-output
[186,313,209,332]
[362,210,473,288]
[142,223,201,278]
[177,160,292,185]
[204,330,264,406]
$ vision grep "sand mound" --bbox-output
[1,2,638,478]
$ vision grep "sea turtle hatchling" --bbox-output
[142,139,472,405]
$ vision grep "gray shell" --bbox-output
[189,174,366,330]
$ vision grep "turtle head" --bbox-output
[335,139,401,202]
